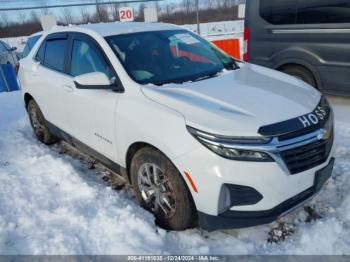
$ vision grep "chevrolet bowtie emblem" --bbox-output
[317,128,331,140]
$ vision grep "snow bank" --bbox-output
[1,37,27,52]
[0,91,25,127]
[182,20,243,37]
[0,91,349,255]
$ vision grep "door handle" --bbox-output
[63,84,74,92]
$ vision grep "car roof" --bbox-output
[53,22,183,37]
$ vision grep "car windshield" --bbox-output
[106,30,238,85]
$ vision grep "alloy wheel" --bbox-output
[137,163,177,218]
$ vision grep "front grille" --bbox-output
[280,133,333,175]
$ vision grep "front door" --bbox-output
[64,33,121,162]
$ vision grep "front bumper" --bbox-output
[198,157,335,231]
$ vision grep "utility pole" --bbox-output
[196,0,200,35]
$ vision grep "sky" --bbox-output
[0,0,166,9]
[0,0,243,23]
[0,0,173,23]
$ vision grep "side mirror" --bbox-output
[74,72,114,90]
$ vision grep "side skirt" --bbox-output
[47,121,129,183]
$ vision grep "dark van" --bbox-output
[244,0,350,96]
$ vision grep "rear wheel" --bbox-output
[280,65,317,88]
[130,147,197,230]
[27,100,58,145]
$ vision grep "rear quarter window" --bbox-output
[36,41,45,63]
[22,35,41,58]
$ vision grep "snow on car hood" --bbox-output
[141,63,321,137]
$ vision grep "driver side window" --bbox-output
[70,39,112,78]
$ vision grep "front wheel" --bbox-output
[130,147,197,230]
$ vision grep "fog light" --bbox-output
[218,184,264,214]
[218,185,231,213]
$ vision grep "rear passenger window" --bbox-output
[70,39,112,78]
[260,0,297,25]
[43,39,68,72]
[36,41,45,62]
[297,1,350,24]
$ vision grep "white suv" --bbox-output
[18,22,335,231]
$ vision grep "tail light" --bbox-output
[243,26,250,61]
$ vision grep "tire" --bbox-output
[27,99,58,145]
[280,65,317,88]
[130,147,197,230]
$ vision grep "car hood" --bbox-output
[141,63,321,137]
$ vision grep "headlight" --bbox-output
[187,126,274,162]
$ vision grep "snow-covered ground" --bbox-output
[0,91,349,255]
[182,20,243,39]
[1,37,27,53]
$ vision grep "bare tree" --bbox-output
[94,0,109,23]
[0,12,9,27]
[182,0,196,14]
[29,10,39,22]
[206,0,214,9]
[41,5,50,16]
[18,12,27,24]
[80,8,90,24]
[110,3,121,21]
[165,4,172,17]
[61,7,74,24]
[137,3,145,21]
[155,0,161,14]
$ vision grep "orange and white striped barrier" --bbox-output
[211,38,241,60]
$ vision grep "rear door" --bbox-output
[29,33,73,132]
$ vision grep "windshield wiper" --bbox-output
[191,70,222,82]
[153,80,184,86]
[225,60,240,70]
[152,70,222,86]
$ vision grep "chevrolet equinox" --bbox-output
[18,22,335,231]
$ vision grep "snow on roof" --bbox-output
[75,22,182,37]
